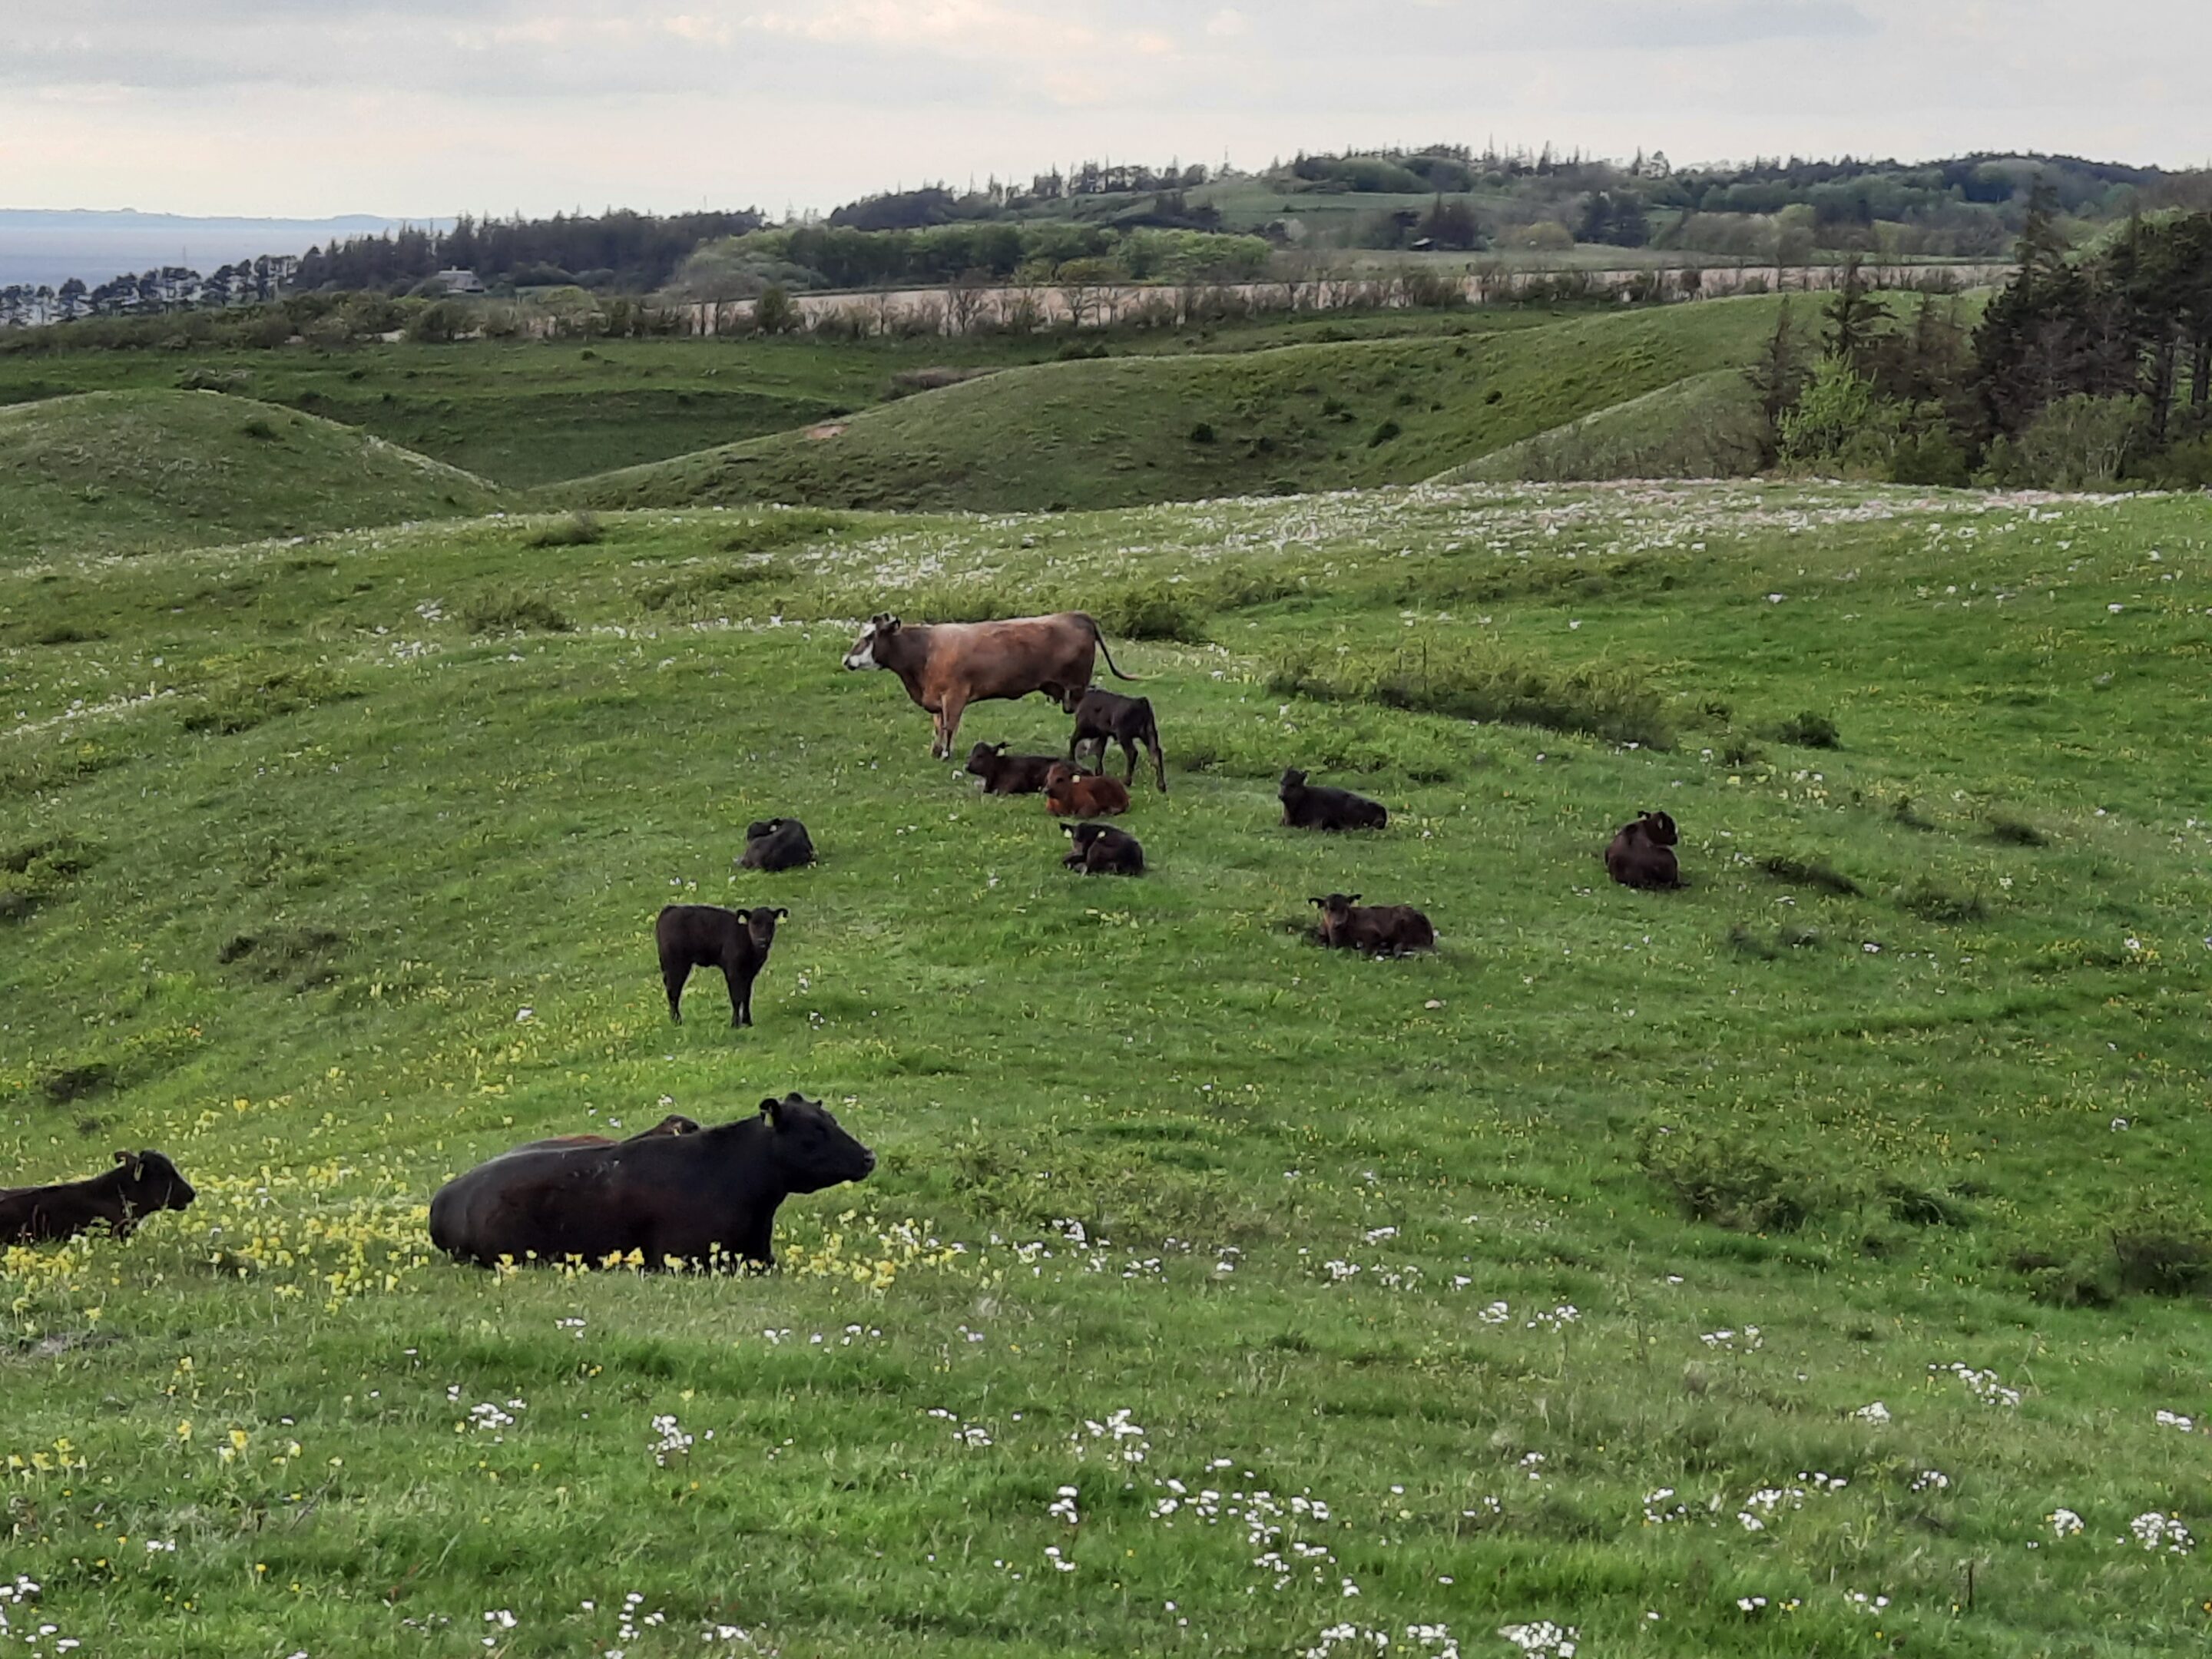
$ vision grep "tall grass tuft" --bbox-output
[1268,637,1672,748]
[525,510,605,548]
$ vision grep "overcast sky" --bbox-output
[5,0,2205,219]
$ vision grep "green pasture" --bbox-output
[5,480,2212,1655]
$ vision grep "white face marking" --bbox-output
[842,628,879,671]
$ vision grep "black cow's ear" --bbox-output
[1348,893,1363,904]
[882,614,901,633]
[114,1150,141,1176]
[773,907,790,920]
[732,906,752,921]
[1308,896,1326,908]
[759,1097,783,1123]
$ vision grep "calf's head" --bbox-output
[1280,767,1308,797]
[965,741,1008,778]
[735,906,789,952]
[759,1093,876,1192]
[115,1149,196,1215]
[842,614,900,671]
[745,819,784,841]
[1638,810,1680,846]
[1310,892,1361,932]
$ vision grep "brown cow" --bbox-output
[1310,892,1435,955]
[842,612,1135,758]
[1605,810,1681,889]
[1044,762,1131,818]
[1,1150,197,1245]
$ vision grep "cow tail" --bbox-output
[1088,617,1139,681]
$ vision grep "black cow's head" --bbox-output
[745,819,782,841]
[760,1094,876,1192]
[1639,810,1680,846]
[735,906,788,953]
[965,741,1006,777]
[114,1149,196,1214]
[1280,767,1308,795]
[843,614,900,671]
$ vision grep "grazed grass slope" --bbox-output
[0,312,1552,491]
[5,484,2212,1657]
[1441,367,1767,483]
[556,299,1790,514]
[0,389,507,561]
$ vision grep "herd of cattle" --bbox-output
[3,609,1686,1269]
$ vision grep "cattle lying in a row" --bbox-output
[1280,768,1386,831]
[654,903,786,1026]
[843,611,1134,758]
[1044,763,1130,819]
[1061,686,1167,793]
[1606,810,1681,889]
[739,818,814,872]
[965,741,1060,795]
[1311,892,1435,955]
[1062,822,1144,876]
[512,1114,700,1154]
[1,1150,197,1245]
[427,1094,876,1270]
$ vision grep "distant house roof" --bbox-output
[434,268,485,293]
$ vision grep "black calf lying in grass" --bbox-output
[965,741,1060,795]
[654,904,786,1026]
[1,1150,197,1244]
[1280,767,1387,830]
[1061,686,1167,792]
[738,818,814,871]
[1310,892,1434,955]
[1605,810,1681,889]
[1062,821,1144,876]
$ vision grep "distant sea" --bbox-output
[0,209,452,288]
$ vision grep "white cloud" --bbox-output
[0,0,2202,216]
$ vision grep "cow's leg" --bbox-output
[1150,734,1168,793]
[724,965,748,1027]
[664,963,689,1024]
[935,691,969,759]
[1119,735,1139,785]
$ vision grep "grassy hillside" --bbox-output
[0,389,506,561]
[6,483,2212,1655]
[1440,367,1766,482]
[558,299,1789,515]
[0,313,1554,491]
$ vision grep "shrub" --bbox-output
[750,283,798,336]
[524,511,605,548]
[240,416,278,442]
[1367,419,1402,447]
[1897,879,1983,923]
[460,591,575,634]
[1267,637,1673,748]
[1638,1125,1827,1233]
[182,661,352,735]
[2111,1216,2212,1297]
[1987,813,2048,847]
[2012,393,2147,488]
[1187,422,1216,444]
[1760,854,1859,896]
[1773,710,1840,748]
[1089,582,1207,644]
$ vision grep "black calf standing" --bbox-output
[654,904,787,1026]
[739,818,814,871]
[1061,821,1144,876]
[1279,768,1387,830]
[1060,686,1167,792]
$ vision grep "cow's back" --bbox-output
[926,614,1096,700]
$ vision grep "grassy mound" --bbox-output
[1441,366,1767,482]
[0,389,508,560]
[5,482,2212,1654]
[555,298,1790,514]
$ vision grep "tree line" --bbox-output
[1754,194,2212,487]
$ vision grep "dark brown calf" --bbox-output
[0,1150,197,1245]
[1310,892,1435,955]
[738,819,814,872]
[654,904,786,1026]
[1605,810,1681,889]
[1062,822,1144,876]
[1060,686,1167,792]
[965,741,1060,795]
[1044,762,1131,818]
[1279,768,1387,831]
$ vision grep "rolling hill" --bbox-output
[5,481,2212,1654]
[0,389,507,561]
[555,297,1793,514]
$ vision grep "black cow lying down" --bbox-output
[428,1094,876,1270]
[739,818,814,872]
[1,1150,197,1245]
[1280,768,1387,831]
